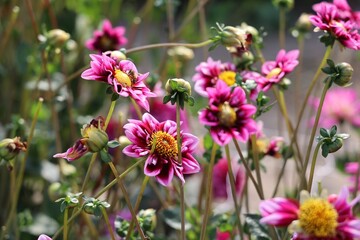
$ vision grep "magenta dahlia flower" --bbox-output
[122,113,200,186]
[81,54,156,111]
[259,49,299,91]
[260,188,360,239]
[199,80,257,146]
[212,158,245,201]
[309,88,360,128]
[37,235,52,240]
[192,57,237,97]
[53,117,108,161]
[310,1,360,50]
[86,19,127,52]
[345,162,360,193]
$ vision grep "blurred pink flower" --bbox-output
[260,188,360,239]
[310,1,360,50]
[86,19,127,52]
[37,234,52,240]
[259,49,299,91]
[122,113,200,186]
[309,88,360,128]
[192,57,236,97]
[199,80,257,146]
[81,54,156,111]
[212,158,245,201]
[345,162,360,193]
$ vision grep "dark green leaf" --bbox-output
[244,214,271,240]
[111,93,119,101]
[321,67,335,75]
[320,128,329,138]
[330,125,337,137]
[163,95,171,104]
[326,59,335,68]
[321,144,329,158]
[161,207,191,230]
[108,140,120,148]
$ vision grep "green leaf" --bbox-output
[330,125,337,137]
[60,201,67,213]
[161,207,191,231]
[163,95,171,104]
[111,93,119,101]
[320,128,329,138]
[187,96,195,106]
[321,67,335,75]
[169,79,178,90]
[244,214,271,240]
[99,149,112,163]
[321,144,329,158]
[108,140,120,148]
[326,59,335,68]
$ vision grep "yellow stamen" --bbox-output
[218,102,237,127]
[298,198,338,237]
[219,71,236,86]
[266,67,282,79]
[114,69,132,87]
[149,131,178,159]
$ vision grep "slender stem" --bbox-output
[353,154,360,199]
[63,208,68,240]
[175,99,185,240]
[200,142,217,240]
[233,139,264,199]
[295,35,305,115]
[307,140,324,192]
[0,6,19,56]
[126,39,214,54]
[302,78,332,190]
[272,158,288,197]
[250,134,264,197]
[224,145,243,238]
[101,207,116,240]
[278,7,286,49]
[108,162,146,240]
[0,98,43,239]
[125,176,150,239]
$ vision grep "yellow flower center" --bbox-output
[298,198,338,237]
[149,131,178,159]
[114,69,132,87]
[219,71,236,86]
[266,67,282,79]
[218,102,237,127]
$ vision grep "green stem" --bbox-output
[250,134,264,197]
[125,176,150,239]
[101,207,116,240]
[302,78,332,190]
[199,142,217,240]
[108,162,146,240]
[126,39,214,54]
[0,98,43,239]
[279,7,286,49]
[63,208,68,240]
[272,157,288,197]
[353,155,360,199]
[175,99,185,240]
[307,140,324,192]
[51,159,145,240]
[225,145,243,239]
[233,139,264,199]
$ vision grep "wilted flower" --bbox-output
[53,117,109,161]
[309,88,360,128]
[260,188,360,239]
[192,57,237,97]
[258,49,299,91]
[0,137,27,161]
[86,19,127,52]
[199,80,257,146]
[81,54,156,111]
[212,158,245,201]
[123,113,200,186]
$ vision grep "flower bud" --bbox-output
[295,13,313,34]
[272,0,294,10]
[327,138,343,153]
[137,209,157,231]
[220,26,247,48]
[81,125,109,153]
[335,62,353,86]
[104,50,127,62]
[165,78,192,96]
[47,29,70,47]
[0,137,27,161]
[167,46,194,62]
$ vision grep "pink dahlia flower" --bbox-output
[53,117,108,161]
[38,234,52,240]
[345,162,360,193]
[259,49,299,91]
[260,188,360,239]
[212,158,246,200]
[81,54,156,111]
[86,19,127,52]
[199,80,257,146]
[309,2,360,50]
[122,113,200,186]
[192,57,236,97]
[309,88,360,128]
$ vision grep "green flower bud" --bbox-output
[295,13,313,34]
[105,50,127,62]
[272,0,294,10]
[47,29,70,47]
[334,62,353,86]
[167,46,194,62]
[220,26,247,48]
[138,209,157,232]
[0,137,27,161]
[165,78,192,96]
[81,125,109,152]
[327,138,343,153]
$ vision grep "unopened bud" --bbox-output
[81,125,109,152]
[167,46,194,62]
[295,13,312,33]
[0,137,27,161]
[104,50,127,62]
[220,26,247,48]
[335,62,353,86]
[137,209,157,231]
[47,29,70,47]
[272,0,294,10]
[165,78,192,96]
[327,138,343,153]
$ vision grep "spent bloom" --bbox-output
[309,1,360,50]
[81,54,156,111]
[259,188,360,239]
[0,137,27,161]
[53,117,108,161]
[192,57,237,97]
[86,19,127,52]
[258,49,299,91]
[199,80,257,146]
[122,113,200,186]
[309,88,360,128]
